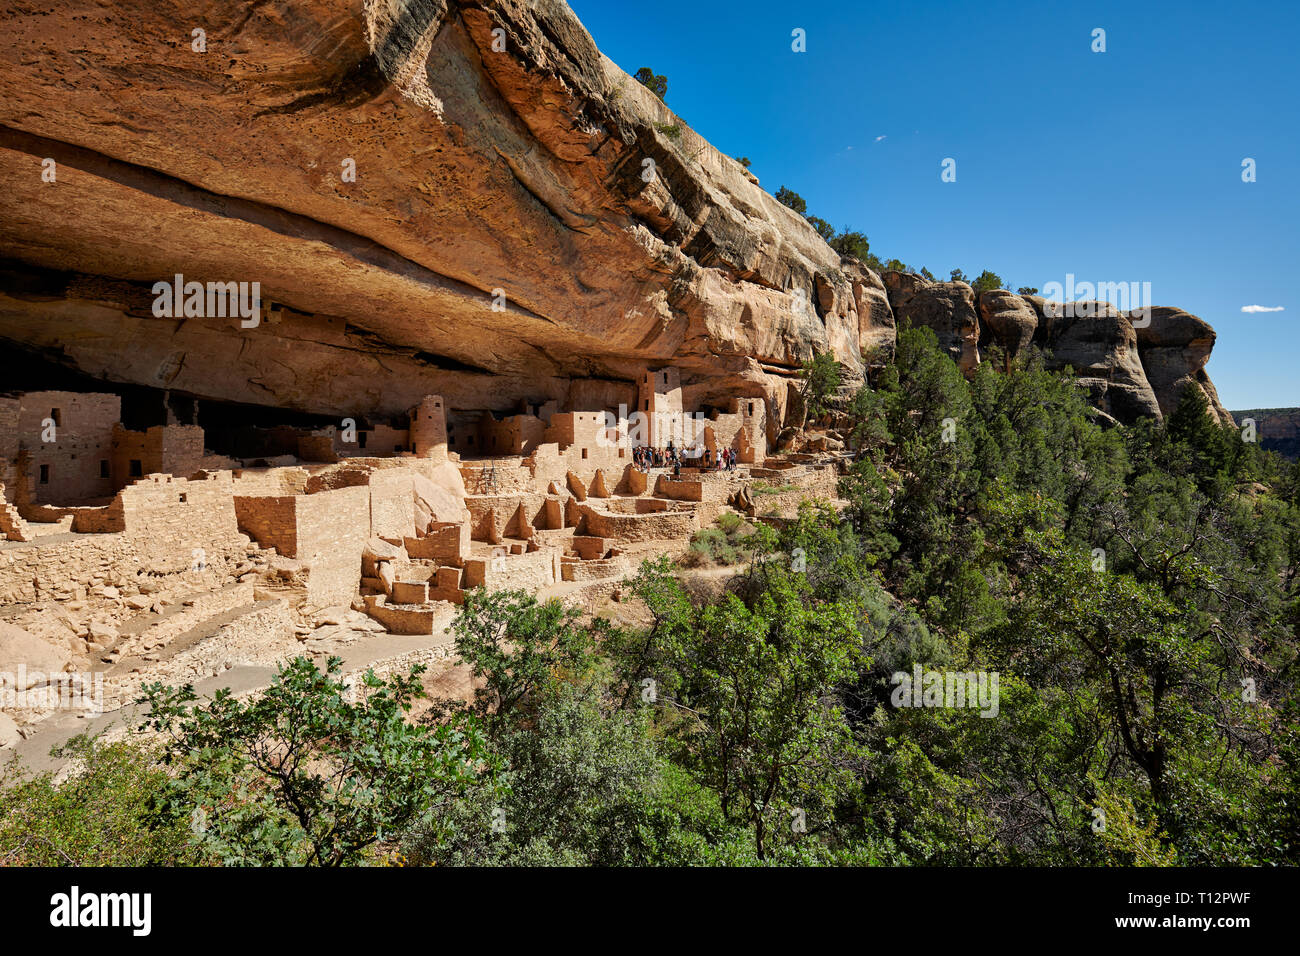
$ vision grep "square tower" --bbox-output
[636,368,683,447]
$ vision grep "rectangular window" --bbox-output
[358,431,368,449]
[129,459,143,477]
[39,464,49,484]
[99,460,109,478]
[50,408,61,426]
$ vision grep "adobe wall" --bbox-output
[0,533,133,605]
[15,391,119,505]
[579,504,699,543]
[463,546,560,593]
[231,467,311,496]
[477,413,546,456]
[117,472,246,573]
[404,521,468,562]
[526,442,633,493]
[461,459,536,495]
[159,424,206,477]
[0,478,253,604]
[294,485,371,608]
[0,399,19,482]
[233,495,298,557]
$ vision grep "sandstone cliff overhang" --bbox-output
[0,0,889,427]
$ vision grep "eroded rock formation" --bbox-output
[883,275,1231,425]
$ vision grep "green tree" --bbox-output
[140,657,487,866]
[449,589,599,737]
[830,229,871,260]
[630,562,866,858]
[775,186,807,215]
[805,215,836,241]
[972,270,1004,294]
[797,352,842,427]
[634,67,667,101]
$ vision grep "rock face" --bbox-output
[0,0,1227,433]
[977,289,1038,362]
[1028,298,1164,424]
[884,274,980,374]
[1135,307,1232,424]
[1229,408,1300,459]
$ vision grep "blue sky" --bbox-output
[569,0,1298,409]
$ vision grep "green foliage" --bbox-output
[684,513,758,567]
[805,215,836,241]
[1017,286,1038,296]
[450,589,598,736]
[971,269,1004,294]
[0,735,191,866]
[775,186,807,215]
[829,229,871,260]
[626,556,867,858]
[797,351,842,425]
[633,67,667,101]
[140,656,486,865]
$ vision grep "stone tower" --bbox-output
[410,395,447,460]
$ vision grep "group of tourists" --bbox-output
[631,443,739,474]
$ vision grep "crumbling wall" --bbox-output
[118,472,245,573]
[233,495,298,557]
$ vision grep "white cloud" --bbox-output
[874,135,887,142]
[1241,305,1285,313]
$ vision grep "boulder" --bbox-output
[411,464,471,533]
[0,623,73,688]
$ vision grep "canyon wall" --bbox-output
[0,0,1226,431]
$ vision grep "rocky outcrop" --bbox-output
[883,274,980,374]
[1135,307,1232,424]
[880,272,1228,425]
[977,289,1038,363]
[1025,297,1164,423]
